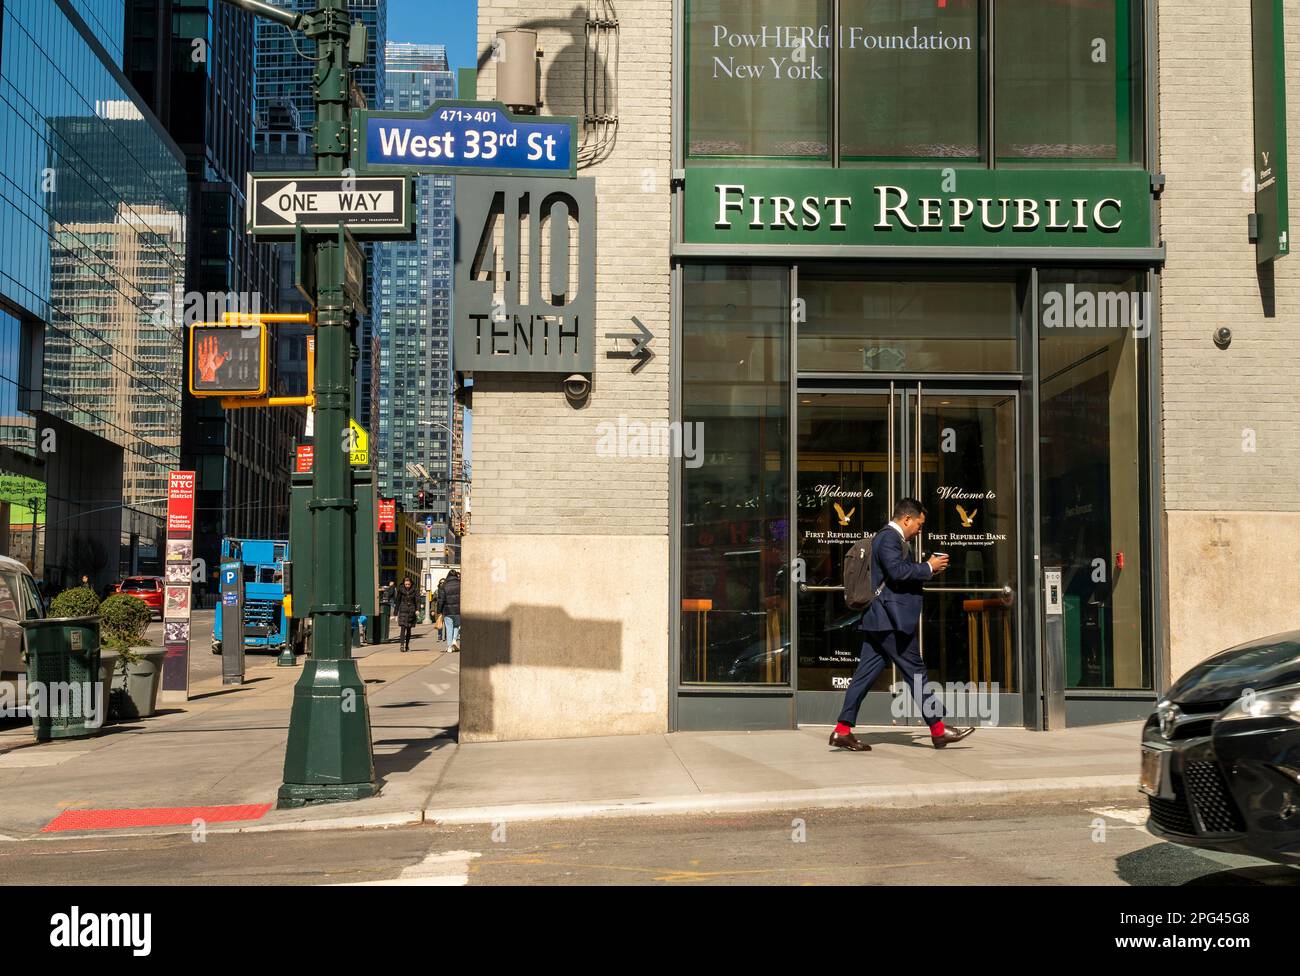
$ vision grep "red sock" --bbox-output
[834,722,852,736]
[930,721,946,737]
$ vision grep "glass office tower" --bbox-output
[0,0,188,587]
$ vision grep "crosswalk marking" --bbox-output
[330,849,479,886]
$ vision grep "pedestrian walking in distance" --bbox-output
[394,575,421,653]
[434,576,447,642]
[438,569,461,652]
[831,498,976,752]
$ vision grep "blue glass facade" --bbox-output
[0,0,188,586]
[374,42,454,516]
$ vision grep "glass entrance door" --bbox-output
[796,386,1020,727]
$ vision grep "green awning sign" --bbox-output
[683,167,1154,251]
[1252,0,1290,263]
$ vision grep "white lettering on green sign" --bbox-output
[714,183,1123,235]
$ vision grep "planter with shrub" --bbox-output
[99,593,164,720]
[48,586,100,619]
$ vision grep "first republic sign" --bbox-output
[454,176,597,373]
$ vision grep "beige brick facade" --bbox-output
[471,2,672,538]
[459,1,1300,737]
[462,2,673,739]
[1158,1,1300,677]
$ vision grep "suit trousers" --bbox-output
[836,628,945,728]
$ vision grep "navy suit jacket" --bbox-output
[859,526,933,635]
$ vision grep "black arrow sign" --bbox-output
[605,316,654,373]
[247,173,411,239]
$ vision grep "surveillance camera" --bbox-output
[1213,327,1232,350]
[562,373,591,403]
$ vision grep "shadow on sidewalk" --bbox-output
[374,726,457,783]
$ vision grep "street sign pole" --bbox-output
[278,0,377,808]
[216,0,376,807]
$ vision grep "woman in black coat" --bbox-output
[393,575,421,653]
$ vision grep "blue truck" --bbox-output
[211,539,307,656]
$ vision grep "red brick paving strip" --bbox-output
[42,803,273,832]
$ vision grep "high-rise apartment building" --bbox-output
[374,42,454,527]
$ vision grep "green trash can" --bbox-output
[21,616,103,741]
[377,605,391,644]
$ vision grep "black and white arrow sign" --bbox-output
[248,174,411,238]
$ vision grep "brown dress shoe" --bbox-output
[931,727,976,749]
[829,731,872,752]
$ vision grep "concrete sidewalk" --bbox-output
[0,626,459,840]
[0,625,1145,839]
[423,721,1143,826]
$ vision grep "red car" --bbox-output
[116,576,164,619]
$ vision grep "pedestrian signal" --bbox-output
[189,324,268,397]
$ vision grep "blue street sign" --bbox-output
[221,562,239,586]
[353,101,576,179]
[425,516,433,528]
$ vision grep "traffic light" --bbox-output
[189,323,268,396]
[417,490,426,508]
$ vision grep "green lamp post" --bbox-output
[221,0,377,806]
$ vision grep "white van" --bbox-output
[0,555,45,711]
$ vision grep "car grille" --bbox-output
[1147,759,1245,836]
[1147,788,1196,836]
[1183,760,1246,834]
[1168,699,1230,740]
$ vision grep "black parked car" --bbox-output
[1141,630,1300,865]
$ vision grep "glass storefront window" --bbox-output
[839,0,983,162]
[798,275,1022,373]
[686,0,831,161]
[680,265,790,684]
[683,1,1147,168]
[996,0,1144,164]
[1039,270,1150,690]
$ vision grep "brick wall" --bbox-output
[1158,0,1300,512]
[473,2,672,537]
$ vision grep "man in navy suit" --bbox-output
[830,498,976,752]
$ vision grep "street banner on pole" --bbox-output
[1252,0,1290,263]
[161,471,195,703]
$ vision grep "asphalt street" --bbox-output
[2,801,1296,887]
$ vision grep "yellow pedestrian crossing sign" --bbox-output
[349,418,369,466]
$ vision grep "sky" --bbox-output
[386,0,479,74]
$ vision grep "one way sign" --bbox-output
[247,173,414,240]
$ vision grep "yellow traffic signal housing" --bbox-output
[189,323,269,397]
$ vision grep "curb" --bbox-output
[236,810,425,834]
[17,776,1140,839]
[423,775,1141,826]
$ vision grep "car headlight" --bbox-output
[1218,683,1300,723]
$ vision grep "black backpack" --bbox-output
[842,536,885,611]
